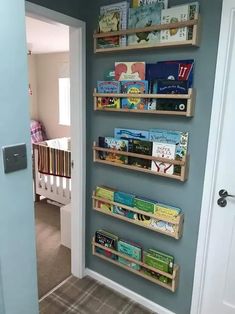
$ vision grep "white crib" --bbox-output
[33,144,71,205]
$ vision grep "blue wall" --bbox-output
[0,1,38,313]
[28,0,222,313]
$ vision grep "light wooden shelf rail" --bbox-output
[93,88,195,117]
[92,238,179,292]
[94,17,200,53]
[93,142,189,182]
[92,192,184,239]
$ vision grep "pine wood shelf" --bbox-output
[93,142,189,182]
[92,192,184,239]
[92,238,179,292]
[93,88,195,117]
[94,17,200,53]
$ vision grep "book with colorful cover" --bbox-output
[151,142,176,175]
[149,129,189,159]
[128,3,163,45]
[115,62,145,81]
[160,2,199,43]
[97,97,120,109]
[114,128,149,140]
[121,80,148,109]
[97,11,120,48]
[97,81,121,93]
[128,139,153,155]
[146,60,194,90]
[98,136,129,164]
[100,1,130,47]
[132,0,168,9]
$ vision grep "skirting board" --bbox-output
[85,268,175,314]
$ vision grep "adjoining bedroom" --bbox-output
[26,16,72,298]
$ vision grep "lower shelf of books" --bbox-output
[92,193,184,239]
[92,238,179,292]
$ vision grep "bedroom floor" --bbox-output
[35,199,71,298]
[39,275,155,314]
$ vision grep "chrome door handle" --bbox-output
[217,189,235,207]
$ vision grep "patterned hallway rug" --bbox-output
[39,276,156,314]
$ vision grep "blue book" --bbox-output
[121,80,148,109]
[114,128,149,140]
[97,81,120,93]
[149,128,188,159]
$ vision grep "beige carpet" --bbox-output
[35,199,71,298]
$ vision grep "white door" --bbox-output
[199,0,235,313]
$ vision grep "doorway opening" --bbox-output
[25,1,86,300]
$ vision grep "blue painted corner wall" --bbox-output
[27,0,222,313]
[0,1,38,313]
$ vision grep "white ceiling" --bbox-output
[25,16,69,54]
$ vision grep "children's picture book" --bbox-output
[132,0,168,9]
[129,157,151,169]
[100,1,130,47]
[147,60,194,89]
[149,129,189,159]
[98,136,129,164]
[97,11,120,48]
[97,97,120,109]
[115,62,145,81]
[121,80,148,109]
[153,79,188,94]
[151,142,176,175]
[95,229,118,260]
[113,205,135,219]
[97,81,120,93]
[128,139,153,155]
[114,128,149,140]
[160,2,199,43]
[128,3,163,45]
[118,239,142,270]
[103,69,115,81]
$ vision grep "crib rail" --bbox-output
[33,145,71,205]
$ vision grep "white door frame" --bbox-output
[190,0,232,312]
[25,2,86,279]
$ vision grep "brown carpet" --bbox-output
[35,199,71,298]
[39,276,156,314]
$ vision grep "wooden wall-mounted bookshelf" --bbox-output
[92,237,180,292]
[93,142,189,182]
[93,88,195,117]
[92,192,184,239]
[94,17,200,53]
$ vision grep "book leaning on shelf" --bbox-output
[97,11,120,48]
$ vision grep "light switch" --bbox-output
[2,143,27,173]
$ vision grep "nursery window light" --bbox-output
[59,77,70,126]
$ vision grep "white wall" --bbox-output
[28,52,70,139]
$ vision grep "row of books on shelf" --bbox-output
[97,60,194,110]
[97,128,188,175]
[95,185,181,234]
[94,229,175,283]
[98,0,199,48]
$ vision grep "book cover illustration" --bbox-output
[97,11,120,48]
[95,230,118,260]
[97,201,113,212]
[118,239,142,270]
[113,205,135,219]
[100,1,129,47]
[97,97,120,109]
[103,69,115,81]
[149,129,189,158]
[151,142,176,175]
[147,60,194,90]
[128,3,163,45]
[128,139,153,155]
[114,128,149,140]
[115,62,145,81]
[154,79,188,94]
[132,0,168,9]
[121,80,148,109]
[98,136,129,164]
[160,3,199,43]
[128,157,151,169]
[97,81,121,93]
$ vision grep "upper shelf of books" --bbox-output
[94,1,200,53]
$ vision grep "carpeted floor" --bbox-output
[35,199,71,298]
[39,276,156,314]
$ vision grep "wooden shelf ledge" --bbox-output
[92,238,179,292]
[92,193,184,239]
